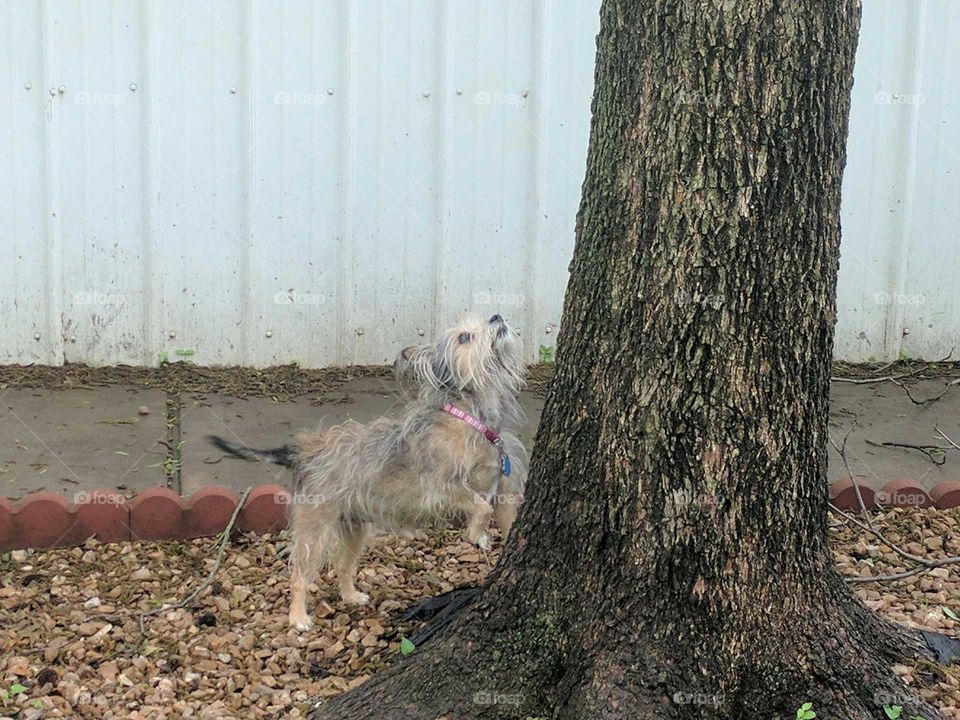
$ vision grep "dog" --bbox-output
[209,313,526,630]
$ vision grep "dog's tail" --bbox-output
[207,435,298,468]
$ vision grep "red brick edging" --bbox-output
[3,479,960,551]
[0,485,289,552]
[830,479,960,511]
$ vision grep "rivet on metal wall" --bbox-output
[544,325,553,334]
[265,330,273,338]
[24,82,32,90]
[129,83,138,92]
[33,333,41,341]
[355,328,365,336]
[521,90,529,98]
[58,85,65,93]
[49,87,57,96]
[326,88,335,95]
[422,90,431,97]
[903,328,911,335]
[229,86,237,94]
[70,336,77,343]
[417,328,425,337]
[168,331,177,339]
[456,89,463,95]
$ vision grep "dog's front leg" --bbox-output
[493,472,523,540]
[493,498,518,539]
[335,523,371,605]
[289,541,317,631]
[462,492,494,550]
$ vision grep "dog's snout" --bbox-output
[489,314,503,324]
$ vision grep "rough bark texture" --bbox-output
[312,1,939,718]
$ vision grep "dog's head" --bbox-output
[396,314,523,397]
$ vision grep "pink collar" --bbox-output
[441,403,500,445]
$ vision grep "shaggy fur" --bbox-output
[285,314,526,629]
[212,314,527,630]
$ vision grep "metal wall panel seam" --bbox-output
[527,0,552,354]
[894,0,927,356]
[141,0,156,366]
[241,0,256,366]
[435,0,455,335]
[40,0,63,365]
[336,0,358,365]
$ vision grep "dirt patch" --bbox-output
[2,510,960,718]
[3,361,958,403]
[832,359,960,381]
[0,364,393,403]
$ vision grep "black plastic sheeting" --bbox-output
[921,629,960,664]
[399,586,484,646]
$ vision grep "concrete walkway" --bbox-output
[1,374,958,500]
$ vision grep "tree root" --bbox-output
[311,572,942,720]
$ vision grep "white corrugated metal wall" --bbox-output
[0,0,956,367]
[838,0,960,362]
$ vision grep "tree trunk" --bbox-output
[313,1,938,718]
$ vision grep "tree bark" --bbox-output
[312,1,939,718]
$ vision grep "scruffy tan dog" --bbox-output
[209,314,526,630]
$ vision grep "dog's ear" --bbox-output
[400,342,453,390]
[430,350,454,389]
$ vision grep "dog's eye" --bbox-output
[458,332,472,344]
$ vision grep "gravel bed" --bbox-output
[2,508,960,719]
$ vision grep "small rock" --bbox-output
[131,567,153,581]
[324,640,344,659]
[314,600,335,618]
[58,680,81,706]
[99,661,119,682]
[44,638,67,663]
[157,677,175,700]
[77,622,104,636]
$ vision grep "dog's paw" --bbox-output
[342,591,370,606]
[289,614,314,632]
[475,533,490,550]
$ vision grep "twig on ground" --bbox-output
[829,414,873,527]
[865,439,948,466]
[138,486,252,635]
[935,426,960,453]
[891,376,960,407]
[831,365,927,385]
